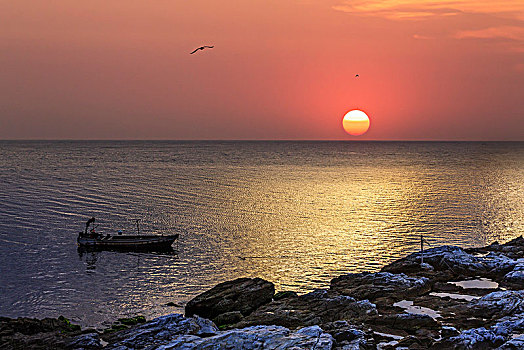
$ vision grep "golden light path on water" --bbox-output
[0,141,522,326]
[145,143,524,298]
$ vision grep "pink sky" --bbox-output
[1,0,523,140]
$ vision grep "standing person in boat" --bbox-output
[85,217,96,237]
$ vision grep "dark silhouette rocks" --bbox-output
[104,315,334,350]
[103,314,218,349]
[213,311,243,326]
[185,278,275,322]
[235,289,377,329]
[371,313,440,332]
[330,272,431,301]
[3,235,523,349]
[274,291,298,300]
[0,316,82,350]
[382,246,488,276]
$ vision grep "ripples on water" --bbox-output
[0,141,523,327]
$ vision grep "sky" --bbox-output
[1,0,523,140]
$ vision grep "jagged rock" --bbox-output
[502,259,524,289]
[396,334,434,348]
[0,316,80,336]
[433,327,506,349]
[157,325,333,350]
[185,278,274,320]
[0,316,82,350]
[104,314,218,349]
[441,326,460,338]
[330,272,431,301]
[274,291,298,300]
[432,281,463,292]
[382,246,489,276]
[235,289,377,329]
[467,236,524,260]
[497,334,524,349]
[321,320,366,344]
[66,333,101,350]
[490,314,524,336]
[472,291,524,318]
[213,311,243,326]
[371,313,440,333]
[432,313,524,349]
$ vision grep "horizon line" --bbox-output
[1,139,523,142]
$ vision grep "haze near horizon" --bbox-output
[1,1,523,140]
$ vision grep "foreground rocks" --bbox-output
[330,272,431,301]
[0,316,83,349]
[2,235,522,349]
[235,289,377,329]
[184,277,275,323]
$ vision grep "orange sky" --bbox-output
[0,0,523,140]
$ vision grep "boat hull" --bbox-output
[77,234,179,251]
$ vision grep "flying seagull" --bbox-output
[190,45,214,54]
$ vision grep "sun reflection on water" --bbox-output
[0,141,522,326]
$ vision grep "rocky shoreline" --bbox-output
[2,236,523,349]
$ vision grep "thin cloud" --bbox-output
[454,26,524,41]
[333,0,524,21]
[413,34,434,40]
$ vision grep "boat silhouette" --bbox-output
[77,218,179,251]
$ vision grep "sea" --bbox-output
[0,141,523,327]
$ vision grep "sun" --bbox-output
[342,110,370,136]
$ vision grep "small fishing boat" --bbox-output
[77,217,179,251]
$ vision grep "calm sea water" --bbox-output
[0,141,523,327]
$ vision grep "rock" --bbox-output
[103,314,218,349]
[103,314,333,349]
[235,290,377,329]
[502,259,524,289]
[490,313,524,337]
[274,291,298,300]
[192,315,218,337]
[472,291,524,318]
[331,272,431,301]
[0,316,81,336]
[421,263,434,271]
[166,302,182,307]
[395,335,432,348]
[213,311,243,327]
[441,326,460,338]
[185,278,275,320]
[433,282,463,293]
[433,312,524,349]
[497,334,524,349]
[0,316,82,350]
[382,246,489,276]
[433,327,506,349]
[66,333,101,350]
[157,325,333,350]
[371,313,440,333]
[117,316,146,326]
[321,320,366,344]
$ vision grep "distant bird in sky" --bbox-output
[190,45,214,54]
[355,74,359,77]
